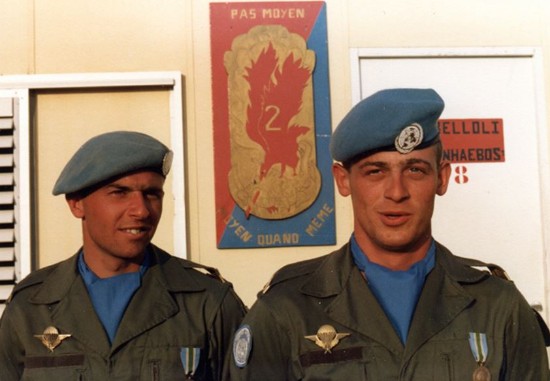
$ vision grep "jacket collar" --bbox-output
[299,244,353,298]
[299,244,403,352]
[28,245,207,356]
[299,241,486,355]
[299,241,488,298]
[29,244,205,305]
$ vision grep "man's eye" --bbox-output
[409,167,427,174]
[359,170,384,180]
[145,191,163,200]
[362,167,382,176]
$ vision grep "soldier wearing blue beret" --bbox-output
[0,131,246,380]
[229,89,549,380]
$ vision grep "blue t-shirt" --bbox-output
[78,251,150,343]
[351,236,435,343]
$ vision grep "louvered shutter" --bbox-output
[0,97,17,316]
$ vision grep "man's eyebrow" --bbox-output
[357,160,388,169]
[405,158,432,166]
[104,183,164,193]
[105,183,130,190]
[357,158,434,170]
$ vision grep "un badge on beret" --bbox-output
[162,151,174,177]
[233,325,252,368]
[395,123,424,154]
[329,88,443,162]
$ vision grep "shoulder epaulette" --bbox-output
[261,255,327,295]
[455,255,511,281]
[456,255,550,346]
[533,308,550,346]
[152,244,226,283]
[180,259,248,312]
[184,260,226,283]
[6,266,55,303]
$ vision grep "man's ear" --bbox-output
[66,195,85,219]
[332,163,351,197]
[436,161,452,196]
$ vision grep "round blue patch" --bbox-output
[233,325,252,368]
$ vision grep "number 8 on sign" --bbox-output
[455,165,469,184]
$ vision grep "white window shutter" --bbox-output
[0,97,18,316]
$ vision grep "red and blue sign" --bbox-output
[210,2,335,248]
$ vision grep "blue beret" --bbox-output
[330,88,444,163]
[52,131,173,195]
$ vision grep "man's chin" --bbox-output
[114,247,149,262]
[377,237,430,254]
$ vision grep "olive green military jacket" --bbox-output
[0,245,246,381]
[228,242,549,380]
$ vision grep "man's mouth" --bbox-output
[124,228,148,235]
[380,212,410,226]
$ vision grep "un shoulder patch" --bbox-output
[233,325,252,368]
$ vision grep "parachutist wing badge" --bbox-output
[305,324,350,353]
[34,326,71,352]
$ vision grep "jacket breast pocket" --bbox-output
[299,346,368,381]
[145,346,209,381]
[424,337,502,381]
[22,354,86,381]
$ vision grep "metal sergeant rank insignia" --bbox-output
[305,325,350,353]
[34,326,71,352]
[469,332,491,381]
[395,123,423,154]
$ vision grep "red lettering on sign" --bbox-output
[438,119,505,163]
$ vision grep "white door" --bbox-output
[351,48,550,319]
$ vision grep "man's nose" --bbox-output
[384,174,410,202]
[128,192,151,218]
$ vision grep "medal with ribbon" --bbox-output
[180,347,200,380]
[468,332,491,381]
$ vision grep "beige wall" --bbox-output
[1,0,549,307]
